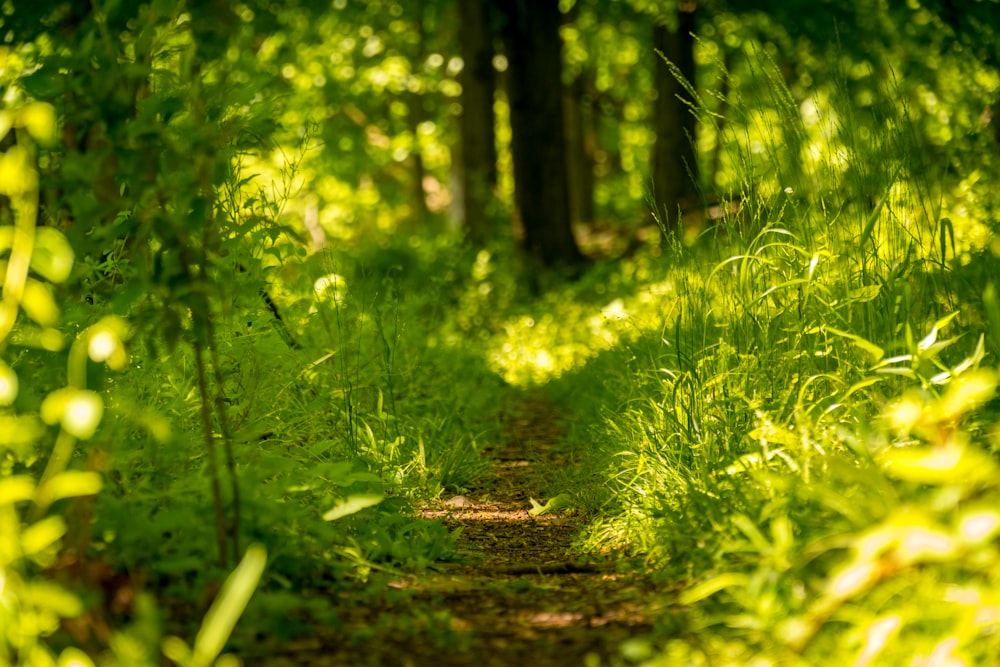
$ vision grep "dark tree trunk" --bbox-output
[565,71,595,226]
[652,2,699,233]
[495,0,587,269]
[458,0,498,242]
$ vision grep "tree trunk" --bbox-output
[652,2,699,233]
[496,0,587,269]
[565,72,595,226]
[458,0,498,242]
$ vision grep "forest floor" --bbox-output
[264,391,670,666]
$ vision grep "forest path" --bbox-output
[406,390,658,666]
[270,390,662,667]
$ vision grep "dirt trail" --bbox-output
[267,392,659,667]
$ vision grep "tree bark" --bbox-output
[458,0,498,242]
[565,71,595,226]
[652,2,699,233]
[495,0,587,269]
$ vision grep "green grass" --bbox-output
[502,61,1000,666]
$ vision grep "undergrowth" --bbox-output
[517,58,1000,666]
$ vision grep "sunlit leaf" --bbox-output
[191,544,267,667]
[918,323,940,351]
[0,110,11,142]
[918,312,960,353]
[0,414,45,453]
[821,325,884,362]
[57,647,96,667]
[42,471,103,503]
[725,453,762,475]
[896,525,956,564]
[749,422,798,447]
[957,508,1000,546]
[87,317,130,369]
[21,580,84,618]
[42,388,104,439]
[0,475,35,505]
[21,515,67,557]
[731,513,771,552]
[31,227,75,284]
[952,334,986,375]
[161,637,191,666]
[0,359,17,405]
[22,279,60,327]
[323,494,384,521]
[528,493,572,516]
[879,444,996,485]
[853,615,902,667]
[679,573,749,605]
[826,559,879,601]
[19,102,57,145]
[883,391,926,434]
[0,145,36,196]
[854,521,904,561]
[314,273,347,304]
[935,369,996,422]
[841,376,882,401]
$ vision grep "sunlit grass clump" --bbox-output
[537,55,1000,666]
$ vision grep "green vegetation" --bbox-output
[2,0,999,665]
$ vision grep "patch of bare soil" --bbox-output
[263,392,662,667]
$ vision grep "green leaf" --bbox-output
[0,359,17,405]
[30,227,75,283]
[21,580,84,618]
[0,475,35,506]
[191,544,268,667]
[679,573,749,605]
[528,494,572,516]
[42,471,103,503]
[323,494,384,521]
[849,283,882,303]
[820,326,885,362]
[21,515,67,557]
[879,445,997,485]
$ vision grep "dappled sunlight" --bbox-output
[486,276,684,386]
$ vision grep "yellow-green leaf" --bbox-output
[42,471,103,503]
[323,494,384,521]
[191,544,267,667]
[21,279,60,327]
[19,102,57,146]
[879,444,996,485]
[679,573,749,605]
[0,359,18,405]
[22,580,84,617]
[31,227,75,284]
[935,369,997,422]
[21,515,67,556]
[0,475,35,505]
[57,647,96,667]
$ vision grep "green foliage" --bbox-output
[0,97,106,667]
[2,0,999,664]
[525,36,1000,665]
